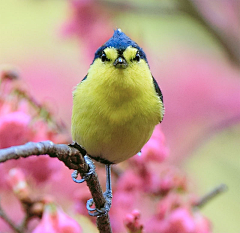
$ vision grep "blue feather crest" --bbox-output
[93,29,147,62]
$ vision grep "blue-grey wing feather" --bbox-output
[152,76,163,103]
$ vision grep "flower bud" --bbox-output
[32,204,82,233]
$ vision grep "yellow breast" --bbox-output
[71,50,164,163]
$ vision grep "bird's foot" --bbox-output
[68,141,87,156]
[71,155,95,183]
[87,190,113,217]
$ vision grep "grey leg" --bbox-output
[86,164,113,217]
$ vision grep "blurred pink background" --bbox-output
[0,0,240,232]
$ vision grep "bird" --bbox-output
[71,29,164,216]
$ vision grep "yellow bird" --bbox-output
[71,29,164,216]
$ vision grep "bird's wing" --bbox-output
[81,75,88,83]
[152,76,164,123]
[152,76,163,103]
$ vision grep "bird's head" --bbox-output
[92,29,148,70]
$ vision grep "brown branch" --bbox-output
[176,0,240,66]
[0,141,112,233]
[0,141,87,170]
[194,184,228,208]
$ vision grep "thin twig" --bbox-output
[19,215,29,232]
[12,89,67,133]
[194,184,228,208]
[0,202,23,233]
[0,141,112,233]
[99,0,177,15]
[179,0,240,65]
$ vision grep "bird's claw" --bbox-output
[86,190,112,217]
[68,142,87,156]
[69,143,113,217]
[71,156,95,183]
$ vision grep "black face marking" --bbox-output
[101,51,110,62]
[132,51,140,62]
[117,49,125,56]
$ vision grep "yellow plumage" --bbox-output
[71,32,164,164]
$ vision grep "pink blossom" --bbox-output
[133,125,169,164]
[15,156,61,183]
[114,167,159,198]
[146,197,212,233]
[141,139,168,163]
[165,208,196,233]
[0,111,32,149]
[116,170,142,192]
[145,207,196,233]
[159,175,175,194]
[31,120,55,142]
[0,103,12,117]
[110,191,139,233]
[62,0,113,60]
[194,213,211,233]
[145,216,168,233]
[156,193,182,220]
[32,204,82,233]
[159,52,240,159]
[121,126,170,194]
[7,168,29,198]
[157,166,188,195]
[0,153,61,185]
[124,209,144,233]
[0,106,66,185]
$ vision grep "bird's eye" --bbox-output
[101,52,109,62]
[133,52,140,62]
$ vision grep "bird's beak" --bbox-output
[113,57,128,69]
